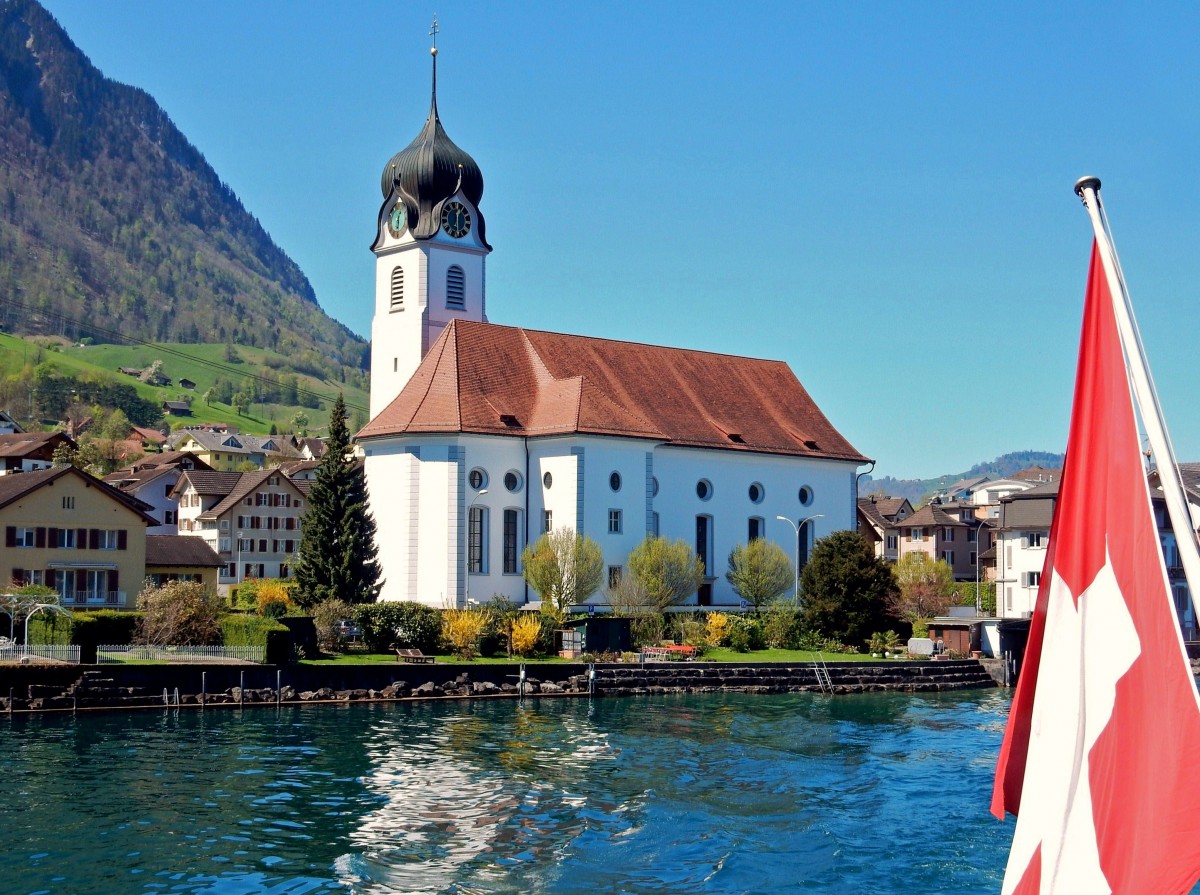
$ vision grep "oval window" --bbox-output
[543,472,553,489]
[749,482,764,504]
[468,468,487,491]
[610,471,622,492]
[799,485,814,506]
[651,477,660,497]
[504,471,522,493]
[696,479,713,501]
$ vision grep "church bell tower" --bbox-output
[369,23,492,418]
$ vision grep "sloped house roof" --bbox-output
[359,320,868,463]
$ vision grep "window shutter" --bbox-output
[35,527,46,548]
[11,568,23,585]
[77,528,87,548]
[5,527,14,548]
[89,529,99,550]
[48,528,59,548]
[45,569,56,589]
[107,569,119,593]
[118,530,128,551]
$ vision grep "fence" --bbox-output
[96,645,265,664]
[0,643,80,663]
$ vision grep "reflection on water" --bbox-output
[0,690,1043,895]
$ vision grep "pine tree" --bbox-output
[293,394,383,607]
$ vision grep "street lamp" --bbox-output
[236,530,244,587]
[975,521,989,615]
[775,513,824,605]
[465,489,488,606]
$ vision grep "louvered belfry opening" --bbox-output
[446,265,465,309]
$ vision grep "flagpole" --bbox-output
[1074,175,1200,632]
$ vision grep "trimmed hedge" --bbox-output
[29,610,142,663]
[352,602,442,653]
[220,615,291,665]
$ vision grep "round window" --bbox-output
[468,468,487,490]
[610,471,621,492]
[504,471,523,493]
[799,485,814,506]
[651,477,660,497]
[749,482,764,504]
[543,471,553,489]
[696,479,713,501]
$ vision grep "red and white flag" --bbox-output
[991,242,1200,894]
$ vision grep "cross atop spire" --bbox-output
[429,16,439,52]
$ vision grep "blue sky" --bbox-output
[39,1,1200,481]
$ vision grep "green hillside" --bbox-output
[0,331,369,435]
[0,0,368,387]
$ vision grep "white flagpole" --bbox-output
[1075,175,1200,635]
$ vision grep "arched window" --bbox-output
[446,265,466,309]
[390,267,404,311]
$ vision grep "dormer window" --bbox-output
[446,265,465,309]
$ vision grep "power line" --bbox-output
[0,296,369,414]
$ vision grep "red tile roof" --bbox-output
[359,320,867,462]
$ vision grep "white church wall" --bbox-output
[650,446,858,605]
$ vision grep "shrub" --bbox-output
[704,612,732,648]
[510,614,542,657]
[231,580,259,610]
[760,600,802,649]
[220,615,290,665]
[313,599,354,653]
[629,611,665,649]
[912,619,930,639]
[352,601,442,653]
[727,616,765,653]
[442,608,488,659]
[676,615,707,648]
[136,581,223,646]
[28,610,142,662]
[256,579,292,618]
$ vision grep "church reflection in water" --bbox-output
[336,702,634,893]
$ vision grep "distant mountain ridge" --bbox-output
[862,450,1066,504]
[0,0,367,378]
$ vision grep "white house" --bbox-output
[358,45,871,609]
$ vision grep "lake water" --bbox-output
[0,690,1041,894]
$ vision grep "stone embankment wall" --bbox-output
[0,659,995,713]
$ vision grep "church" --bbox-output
[358,43,870,610]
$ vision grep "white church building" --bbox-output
[358,45,870,609]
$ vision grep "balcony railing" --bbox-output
[60,591,125,607]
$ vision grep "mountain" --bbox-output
[862,450,1066,504]
[0,0,367,380]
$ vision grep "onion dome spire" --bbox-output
[379,20,487,246]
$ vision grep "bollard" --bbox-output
[518,663,527,699]
[201,671,206,708]
[588,663,596,696]
[239,670,245,706]
[276,669,282,706]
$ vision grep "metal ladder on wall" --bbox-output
[813,653,834,694]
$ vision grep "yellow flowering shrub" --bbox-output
[510,614,542,657]
[442,608,489,659]
[705,611,732,647]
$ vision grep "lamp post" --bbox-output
[236,530,244,588]
[975,521,988,615]
[465,489,488,607]
[775,513,824,605]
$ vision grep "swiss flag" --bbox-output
[991,242,1200,894]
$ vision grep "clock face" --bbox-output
[387,203,407,238]
[441,201,471,238]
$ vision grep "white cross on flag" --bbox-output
[991,242,1200,894]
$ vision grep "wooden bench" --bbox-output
[394,648,435,664]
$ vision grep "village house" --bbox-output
[0,465,154,608]
[173,468,309,590]
[144,534,222,590]
[171,430,288,471]
[104,451,214,535]
[856,496,913,561]
[896,499,993,583]
[0,431,75,475]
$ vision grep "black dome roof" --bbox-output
[380,54,487,245]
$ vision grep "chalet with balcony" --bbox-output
[0,431,75,475]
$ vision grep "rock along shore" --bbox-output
[0,659,997,713]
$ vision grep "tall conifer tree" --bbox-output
[293,394,383,606]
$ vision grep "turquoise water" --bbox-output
[2,691,1018,894]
